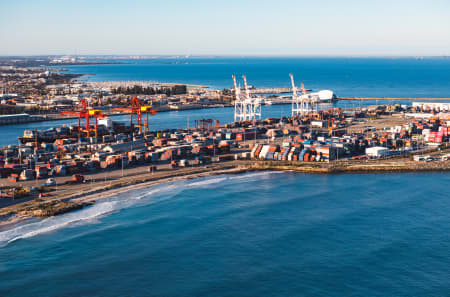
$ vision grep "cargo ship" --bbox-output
[18,119,131,144]
[18,129,72,144]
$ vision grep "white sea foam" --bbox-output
[0,184,183,247]
[187,177,228,188]
[186,171,280,188]
[0,200,118,247]
[0,172,273,247]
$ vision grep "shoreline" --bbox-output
[1,159,449,232]
[0,164,246,231]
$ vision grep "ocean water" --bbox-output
[2,57,450,146]
[0,104,307,146]
[0,105,300,147]
[2,58,450,296]
[65,57,450,97]
[1,172,450,296]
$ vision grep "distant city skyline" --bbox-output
[0,0,449,56]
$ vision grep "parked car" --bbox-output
[42,178,56,186]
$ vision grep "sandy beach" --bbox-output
[1,157,449,232]
[0,162,245,230]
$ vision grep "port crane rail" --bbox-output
[60,99,106,139]
[113,96,157,134]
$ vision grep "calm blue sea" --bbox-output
[1,172,450,296]
[1,58,449,296]
[0,105,306,147]
[65,57,450,97]
[2,57,450,146]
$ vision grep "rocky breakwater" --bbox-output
[18,200,93,217]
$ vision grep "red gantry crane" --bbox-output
[195,119,219,131]
[113,96,157,134]
[60,99,106,139]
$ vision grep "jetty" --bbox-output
[338,97,450,101]
[251,87,292,94]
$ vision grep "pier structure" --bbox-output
[412,102,450,111]
[250,87,312,94]
[338,97,450,101]
[232,75,261,122]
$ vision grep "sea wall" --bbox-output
[239,160,450,173]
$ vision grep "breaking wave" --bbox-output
[0,172,273,247]
[186,171,281,188]
[0,184,181,247]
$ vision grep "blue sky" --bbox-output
[0,0,449,56]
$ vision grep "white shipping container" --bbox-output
[259,145,270,159]
[241,152,250,159]
[311,121,324,128]
[366,146,389,157]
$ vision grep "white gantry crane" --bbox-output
[290,73,317,117]
[232,75,261,122]
[232,75,244,122]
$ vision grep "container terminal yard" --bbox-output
[0,94,450,222]
[1,68,450,223]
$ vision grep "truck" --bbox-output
[170,160,179,169]
[64,174,85,184]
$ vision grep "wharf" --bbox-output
[88,81,209,89]
[251,87,292,94]
[251,87,312,94]
[0,104,232,126]
[338,97,450,101]
[238,158,450,174]
[0,114,45,125]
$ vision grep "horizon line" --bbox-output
[0,54,449,59]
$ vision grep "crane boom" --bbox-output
[232,75,240,100]
[242,75,251,100]
[300,82,307,95]
[60,99,105,139]
[112,96,157,134]
[289,73,297,97]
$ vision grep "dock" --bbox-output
[87,81,209,89]
[338,97,450,101]
[251,88,292,94]
[0,114,45,125]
